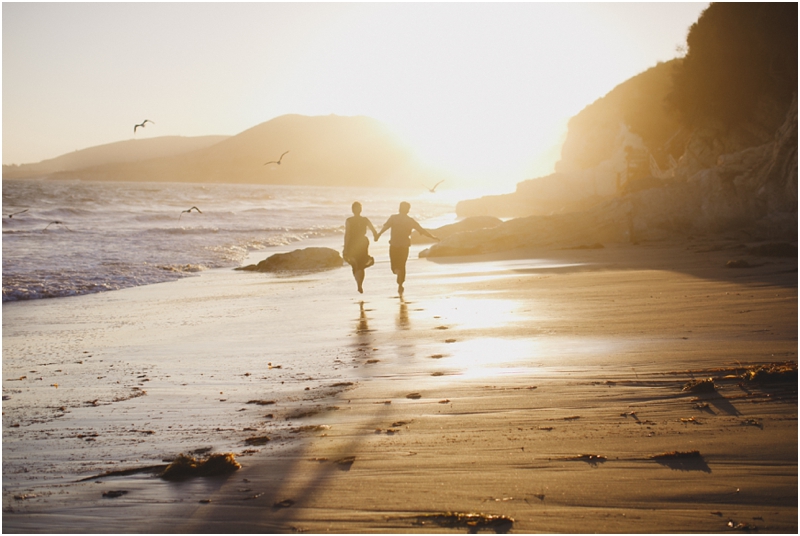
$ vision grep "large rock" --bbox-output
[424,204,629,258]
[236,247,343,273]
[411,216,502,244]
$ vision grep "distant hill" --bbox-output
[2,135,229,179]
[5,114,439,188]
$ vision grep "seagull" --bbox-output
[134,119,154,133]
[5,209,28,219]
[179,206,202,219]
[423,180,445,193]
[264,150,290,166]
[43,221,72,231]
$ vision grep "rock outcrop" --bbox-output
[428,94,797,258]
[421,207,628,258]
[457,61,684,219]
[236,247,343,273]
[411,216,502,245]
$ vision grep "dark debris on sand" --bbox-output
[160,453,241,481]
[650,450,711,472]
[651,450,702,460]
[411,512,514,534]
[683,378,716,393]
[741,362,797,384]
[563,454,607,466]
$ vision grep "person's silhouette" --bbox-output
[375,201,437,294]
[343,201,378,293]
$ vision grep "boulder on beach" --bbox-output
[411,215,503,245]
[236,247,343,273]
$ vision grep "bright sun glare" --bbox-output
[2,3,708,192]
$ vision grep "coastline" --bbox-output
[3,238,797,533]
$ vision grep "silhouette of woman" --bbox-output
[343,201,378,293]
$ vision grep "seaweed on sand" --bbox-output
[412,512,514,534]
[77,464,168,482]
[563,454,607,466]
[160,453,241,481]
[650,450,711,473]
[244,436,271,445]
[683,378,716,393]
[741,362,797,384]
[651,450,702,460]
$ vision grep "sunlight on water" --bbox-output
[430,335,628,381]
[427,258,587,285]
[424,296,528,330]
[441,337,543,378]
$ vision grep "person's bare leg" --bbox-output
[397,267,405,294]
[355,268,365,293]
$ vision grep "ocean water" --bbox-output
[2,179,457,302]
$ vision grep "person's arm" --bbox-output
[366,218,379,241]
[343,218,353,249]
[412,219,438,241]
[375,217,392,241]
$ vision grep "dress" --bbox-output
[343,215,375,270]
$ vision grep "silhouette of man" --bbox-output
[376,201,437,293]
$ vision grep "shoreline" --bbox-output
[3,239,797,533]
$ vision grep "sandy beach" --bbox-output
[2,238,797,533]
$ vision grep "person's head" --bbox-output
[399,201,411,215]
[351,201,362,215]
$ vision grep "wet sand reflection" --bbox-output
[396,295,409,331]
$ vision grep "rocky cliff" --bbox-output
[445,3,797,256]
[428,93,797,258]
[457,60,686,219]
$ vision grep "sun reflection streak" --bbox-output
[424,295,529,330]
[439,337,544,380]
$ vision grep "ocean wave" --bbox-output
[2,179,454,302]
[2,269,188,303]
[157,264,207,273]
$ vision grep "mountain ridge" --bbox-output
[2,135,229,179]
[3,114,439,188]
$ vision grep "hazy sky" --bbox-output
[3,2,708,189]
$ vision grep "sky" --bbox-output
[2,2,708,190]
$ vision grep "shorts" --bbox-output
[389,246,409,275]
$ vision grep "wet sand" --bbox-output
[3,238,797,533]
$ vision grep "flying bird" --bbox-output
[43,221,72,231]
[264,150,290,166]
[5,209,28,219]
[423,180,445,193]
[134,119,155,133]
[180,206,202,219]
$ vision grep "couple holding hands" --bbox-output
[343,201,438,294]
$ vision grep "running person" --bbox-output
[343,201,378,293]
[375,201,438,293]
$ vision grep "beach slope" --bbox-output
[3,240,796,533]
